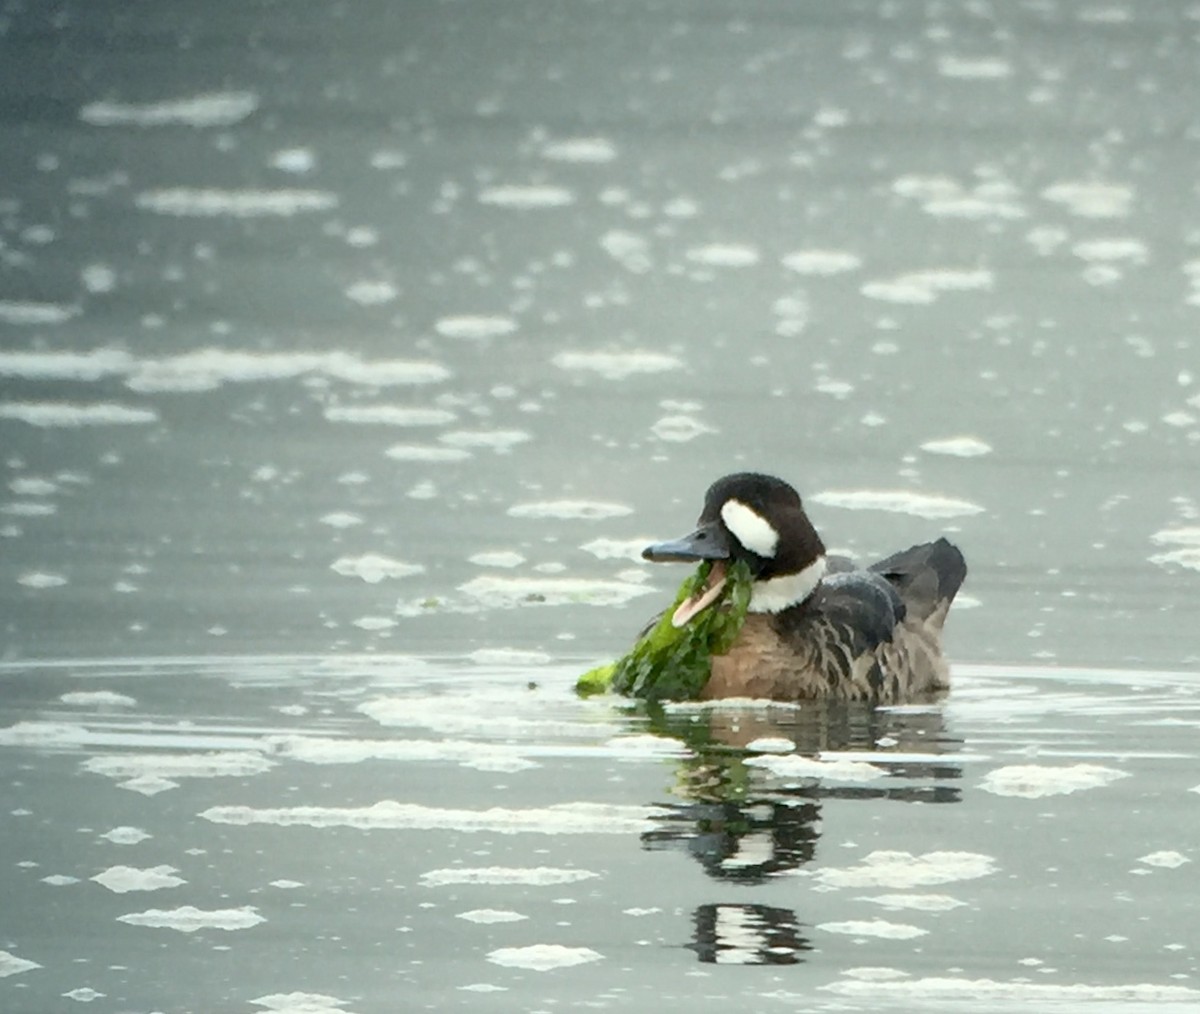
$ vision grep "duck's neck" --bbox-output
[748,555,827,614]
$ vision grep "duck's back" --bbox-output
[704,539,967,702]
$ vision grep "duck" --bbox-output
[641,472,968,702]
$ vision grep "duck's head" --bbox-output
[643,472,828,627]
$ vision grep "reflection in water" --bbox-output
[640,698,963,961]
[690,903,812,965]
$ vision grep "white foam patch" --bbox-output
[487,945,602,971]
[601,230,652,273]
[458,909,528,924]
[80,91,259,127]
[60,691,137,708]
[650,415,714,442]
[421,866,598,887]
[1073,238,1149,263]
[0,349,134,379]
[978,763,1129,798]
[9,477,59,496]
[468,648,551,666]
[125,349,449,393]
[541,137,617,163]
[468,550,525,568]
[815,851,997,889]
[745,753,887,782]
[250,992,350,1013]
[821,977,1199,1003]
[323,405,455,426]
[508,500,632,520]
[551,349,682,380]
[17,571,67,588]
[857,893,966,912]
[434,315,518,340]
[745,736,794,754]
[134,188,338,217]
[920,436,993,457]
[477,185,575,209]
[0,301,80,325]
[92,865,186,893]
[781,249,862,275]
[1150,527,1200,572]
[1042,180,1134,218]
[810,489,984,519]
[685,243,760,267]
[439,429,531,452]
[330,554,424,584]
[862,269,993,304]
[0,402,157,427]
[384,444,470,462]
[938,55,1012,78]
[2,501,56,517]
[721,499,779,557]
[100,827,151,845]
[343,279,397,305]
[0,950,41,978]
[579,538,649,561]
[817,918,927,939]
[201,800,659,834]
[267,734,537,773]
[270,148,316,173]
[83,751,275,783]
[1138,851,1189,869]
[458,575,653,609]
[116,905,264,932]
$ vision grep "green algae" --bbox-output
[576,559,754,703]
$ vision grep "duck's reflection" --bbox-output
[636,699,962,963]
[689,903,812,965]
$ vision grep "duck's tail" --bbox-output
[869,538,967,631]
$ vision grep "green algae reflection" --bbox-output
[577,559,753,703]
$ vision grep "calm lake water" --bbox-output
[2,1,1199,1011]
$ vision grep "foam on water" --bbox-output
[420,867,599,887]
[477,184,575,209]
[540,137,617,162]
[817,918,927,939]
[434,315,518,339]
[685,243,760,267]
[979,763,1130,798]
[0,402,158,427]
[861,268,993,304]
[92,865,186,893]
[323,406,456,426]
[0,349,133,379]
[814,851,998,889]
[457,575,653,608]
[920,436,993,457]
[820,976,1199,1004]
[0,301,80,325]
[330,554,425,583]
[810,489,985,519]
[79,92,259,127]
[458,909,528,924]
[0,951,41,978]
[552,349,682,380]
[60,691,137,708]
[937,55,1013,78]
[200,800,660,834]
[507,499,632,520]
[487,945,602,971]
[857,894,966,912]
[250,992,350,1013]
[781,249,862,275]
[134,188,339,217]
[744,754,888,783]
[384,444,471,462]
[1041,180,1134,218]
[116,906,265,933]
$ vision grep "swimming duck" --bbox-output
[642,472,967,701]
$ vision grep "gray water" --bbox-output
[2,1,1199,1011]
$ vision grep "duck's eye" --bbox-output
[720,499,779,558]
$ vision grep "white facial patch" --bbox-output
[720,499,779,558]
